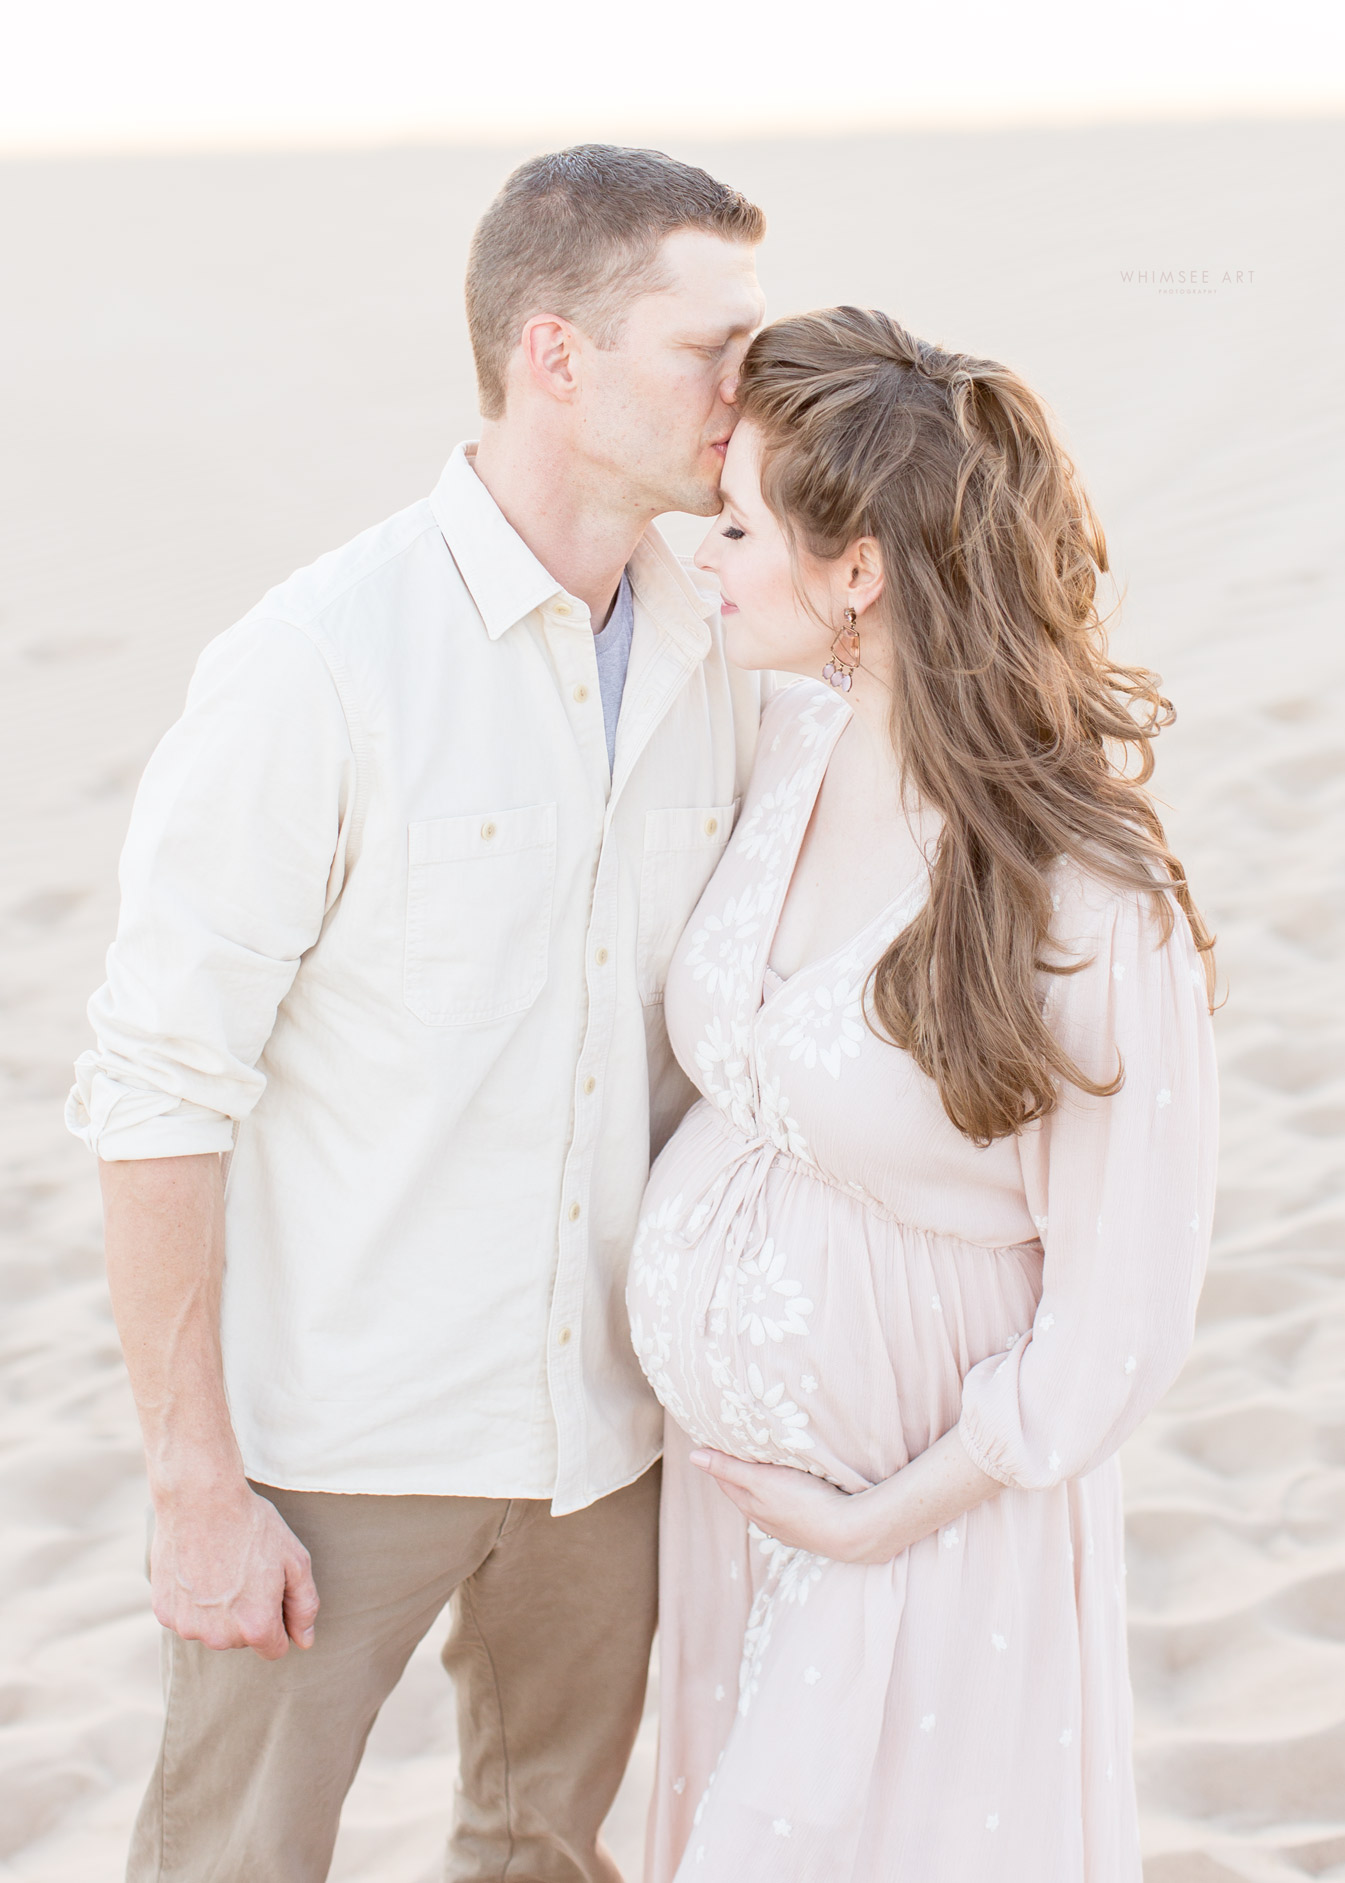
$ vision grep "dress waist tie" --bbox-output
[689,1129,782,1333]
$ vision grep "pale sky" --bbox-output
[3,0,1342,152]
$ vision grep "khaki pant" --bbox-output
[129,1467,660,1883]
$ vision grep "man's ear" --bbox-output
[520,314,582,404]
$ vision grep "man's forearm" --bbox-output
[100,1152,245,1502]
[99,1152,318,1656]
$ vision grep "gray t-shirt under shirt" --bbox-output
[591,569,634,773]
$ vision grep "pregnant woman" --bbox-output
[627,308,1218,1881]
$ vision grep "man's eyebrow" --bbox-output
[678,311,763,346]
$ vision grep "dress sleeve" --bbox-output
[955,872,1218,1489]
[65,616,356,1161]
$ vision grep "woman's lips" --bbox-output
[720,596,739,614]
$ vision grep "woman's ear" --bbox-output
[844,536,885,618]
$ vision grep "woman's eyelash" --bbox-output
[722,525,745,541]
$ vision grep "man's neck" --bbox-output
[471,424,650,627]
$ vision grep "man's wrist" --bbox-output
[146,1444,251,1512]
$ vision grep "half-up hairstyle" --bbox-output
[735,306,1215,1145]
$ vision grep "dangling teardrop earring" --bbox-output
[822,606,860,692]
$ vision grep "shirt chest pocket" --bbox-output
[404,804,557,1026]
[635,803,738,1006]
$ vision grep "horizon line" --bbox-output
[2,97,1342,163]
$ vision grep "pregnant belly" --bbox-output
[628,1100,1043,1488]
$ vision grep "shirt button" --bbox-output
[480,820,497,840]
[573,684,589,703]
[568,1202,581,1222]
[595,947,609,966]
[553,601,573,618]
[704,816,719,836]
[558,1327,573,1346]
[582,1075,596,1095]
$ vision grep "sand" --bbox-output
[1,119,1342,1880]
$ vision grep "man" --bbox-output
[68,145,766,1881]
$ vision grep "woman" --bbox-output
[627,308,1217,1881]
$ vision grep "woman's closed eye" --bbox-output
[721,525,746,541]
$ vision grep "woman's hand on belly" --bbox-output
[689,1449,885,1563]
[690,1427,1005,1564]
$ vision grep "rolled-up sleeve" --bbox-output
[956,874,1218,1489]
[67,617,356,1161]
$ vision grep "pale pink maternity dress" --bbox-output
[628,681,1217,1883]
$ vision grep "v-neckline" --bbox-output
[756,692,930,1015]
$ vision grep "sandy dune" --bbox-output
[1,120,1342,1879]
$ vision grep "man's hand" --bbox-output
[99,1154,319,1659]
[150,1483,319,1658]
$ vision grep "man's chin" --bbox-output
[656,476,722,520]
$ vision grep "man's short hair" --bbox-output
[465,144,766,420]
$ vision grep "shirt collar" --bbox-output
[430,444,564,640]
[429,442,713,659]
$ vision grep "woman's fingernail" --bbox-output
[689,1451,712,1469]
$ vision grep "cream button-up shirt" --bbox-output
[67,445,763,1513]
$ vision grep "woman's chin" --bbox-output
[722,619,809,677]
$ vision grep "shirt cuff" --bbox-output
[66,1057,236,1161]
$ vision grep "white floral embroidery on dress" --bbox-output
[803,1666,821,1685]
[699,1320,818,1456]
[791,686,842,750]
[773,1820,793,1837]
[1157,1088,1172,1108]
[737,1525,828,1717]
[992,1633,1007,1652]
[776,968,867,1078]
[757,1074,812,1161]
[693,1015,756,1137]
[920,1713,936,1733]
[986,1813,1000,1831]
[735,769,813,862]
[629,1193,685,1307]
[737,1238,813,1345]
[684,886,769,1001]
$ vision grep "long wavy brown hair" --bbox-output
[735,306,1215,1145]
